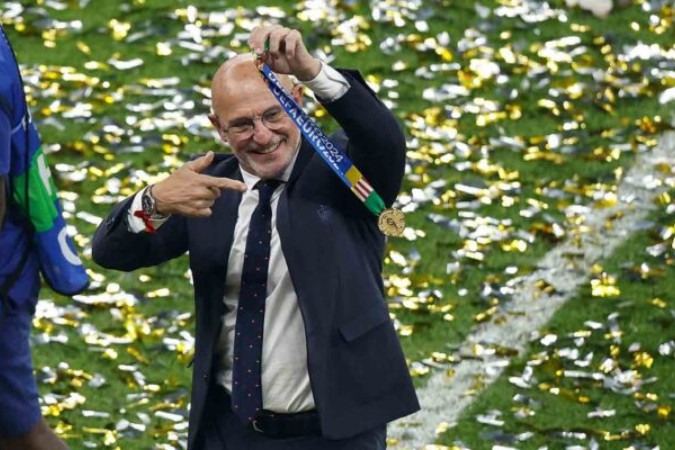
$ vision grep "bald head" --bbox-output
[211,54,294,109]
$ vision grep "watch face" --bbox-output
[142,192,155,215]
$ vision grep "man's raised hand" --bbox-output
[249,25,321,82]
[151,151,247,217]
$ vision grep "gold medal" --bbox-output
[378,208,405,237]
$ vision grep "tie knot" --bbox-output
[255,179,281,202]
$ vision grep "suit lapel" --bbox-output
[286,139,313,191]
[209,155,244,269]
[277,140,312,255]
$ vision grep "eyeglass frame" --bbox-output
[210,84,304,141]
[220,105,289,137]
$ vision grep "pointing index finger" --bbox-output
[200,174,247,192]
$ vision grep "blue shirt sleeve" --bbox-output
[0,109,10,177]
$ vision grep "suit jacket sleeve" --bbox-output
[92,195,189,271]
[318,69,406,208]
[0,109,9,225]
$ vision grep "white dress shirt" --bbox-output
[216,159,315,412]
[128,62,349,412]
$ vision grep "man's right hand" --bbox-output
[249,25,322,82]
[151,151,247,217]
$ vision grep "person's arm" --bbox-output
[0,175,6,227]
[301,63,349,102]
[92,194,189,272]
[0,109,11,227]
[318,69,406,207]
[92,152,246,271]
[304,64,406,207]
[249,26,406,207]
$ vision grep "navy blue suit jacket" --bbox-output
[92,69,420,448]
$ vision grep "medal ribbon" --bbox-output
[255,62,387,217]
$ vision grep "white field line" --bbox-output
[388,131,675,449]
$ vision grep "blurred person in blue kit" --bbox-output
[0,24,88,450]
[92,24,419,449]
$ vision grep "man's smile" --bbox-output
[251,140,283,155]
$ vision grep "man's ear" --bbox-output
[291,85,304,107]
[208,114,228,143]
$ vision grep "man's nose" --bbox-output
[251,119,275,142]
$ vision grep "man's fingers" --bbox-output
[201,175,247,192]
[183,159,247,193]
[267,27,291,57]
[184,151,214,173]
[184,207,213,218]
[208,185,222,197]
[284,29,303,60]
[174,202,214,218]
[250,25,284,55]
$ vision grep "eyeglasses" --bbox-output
[222,107,287,138]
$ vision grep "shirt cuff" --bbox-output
[301,62,349,102]
[127,187,171,233]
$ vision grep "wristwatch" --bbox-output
[141,185,158,217]
[134,185,165,234]
[141,184,167,219]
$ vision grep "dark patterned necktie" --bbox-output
[231,179,281,423]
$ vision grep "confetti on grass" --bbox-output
[2,0,674,447]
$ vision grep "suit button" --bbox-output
[203,373,208,381]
